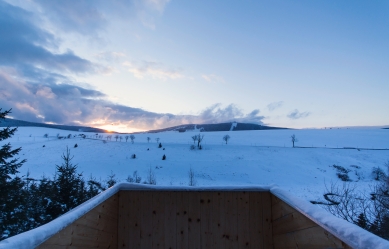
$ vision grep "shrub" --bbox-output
[162,154,166,160]
[131,154,136,159]
[74,144,78,148]
[146,167,157,185]
[332,165,351,181]
[372,167,386,181]
[126,171,141,183]
[337,173,351,182]
[188,167,197,186]
[158,143,162,148]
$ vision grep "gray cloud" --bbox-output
[267,101,284,111]
[0,0,262,131]
[0,1,96,75]
[198,104,264,124]
[0,69,263,130]
[287,109,311,119]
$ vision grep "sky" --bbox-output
[0,0,388,132]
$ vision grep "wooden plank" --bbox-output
[200,191,214,248]
[76,211,117,233]
[272,231,297,249]
[262,192,273,249]
[164,191,177,249]
[188,191,201,249]
[176,191,189,249]
[140,191,153,249]
[127,191,142,249]
[36,245,67,249]
[237,191,250,249]
[36,225,73,247]
[294,226,344,248]
[272,210,317,236]
[224,191,238,249]
[70,223,116,247]
[271,195,353,249]
[271,194,282,206]
[249,192,262,249]
[273,225,346,249]
[37,194,118,249]
[271,196,295,221]
[118,191,128,248]
[212,191,225,248]
[152,191,166,249]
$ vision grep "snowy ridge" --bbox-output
[271,187,389,249]
[1,183,388,248]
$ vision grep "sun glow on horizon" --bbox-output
[95,124,146,134]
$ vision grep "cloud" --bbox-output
[30,0,118,35]
[0,1,97,75]
[123,61,184,80]
[201,74,225,84]
[267,101,284,111]
[287,109,311,119]
[197,104,264,124]
[1,67,263,131]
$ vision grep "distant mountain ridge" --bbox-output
[0,118,109,133]
[1,118,287,134]
[146,122,287,133]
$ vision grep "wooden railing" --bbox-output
[1,184,388,249]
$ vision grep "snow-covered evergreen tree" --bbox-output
[0,109,26,239]
[49,146,88,217]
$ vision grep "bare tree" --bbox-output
[119,136,123,142]
[312,182,367,224]
[196,134,204,148]
[291,134,298,148]
[223,134,231,144]
[126,170,141,183]
[114,134,119,141]
[125,135,129,142]
[130,135,135,144]
[146,167,157,185]
[147,137,151,143]
[188,167,197,186]
[191,135,197,144]
[155,138,160,143]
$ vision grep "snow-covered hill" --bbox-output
[8,127,389,201]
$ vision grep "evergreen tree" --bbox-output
[49,146,87,218]
[106,171,117,188]
[0,109,26,239]
[356,213,368,230]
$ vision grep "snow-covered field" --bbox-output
[8,127,389,201]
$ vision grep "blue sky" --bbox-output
[0,0,388,132]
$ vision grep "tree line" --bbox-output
[0,109,111,240]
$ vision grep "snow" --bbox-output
[1,183,388,248]
[0,127,388,246]
[7,127,389,200]
[271,187,389,249]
